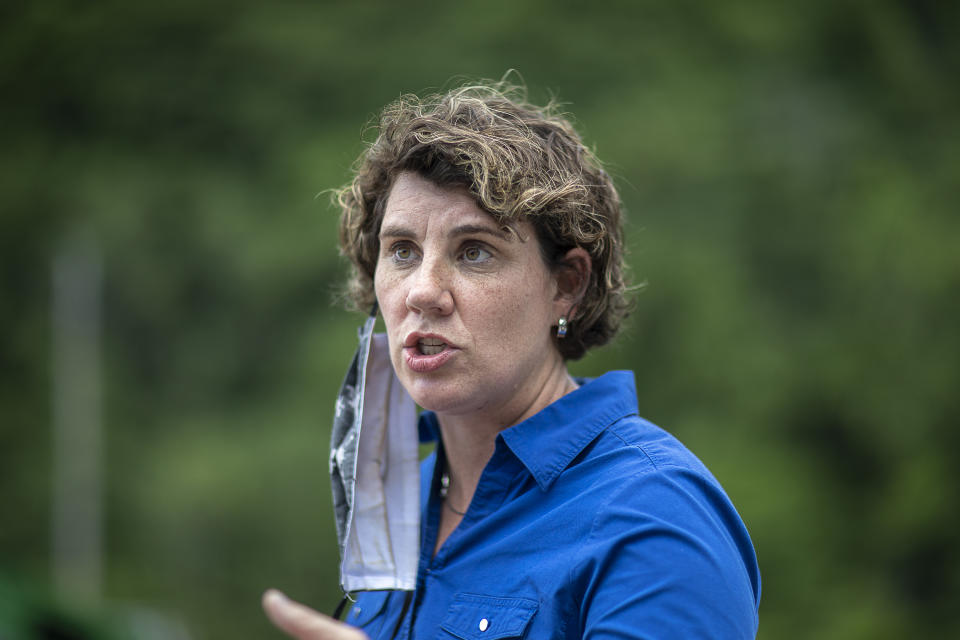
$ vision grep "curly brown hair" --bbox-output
[335,81,629,360]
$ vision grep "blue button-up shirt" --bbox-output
[346,371,760,639]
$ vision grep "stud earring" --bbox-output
[557,317,568,338]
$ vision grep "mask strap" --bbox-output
[331,594,351,621]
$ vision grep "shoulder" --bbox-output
[570,412,723,498]
[583,414,756,579]
[569,414,761,638]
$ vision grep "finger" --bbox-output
[262,589,367,640]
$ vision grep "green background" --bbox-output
[2,0,958,637]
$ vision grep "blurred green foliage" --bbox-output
[2,0,958,638]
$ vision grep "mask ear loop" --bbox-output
[331,593,353,620]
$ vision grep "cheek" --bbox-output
[374,269,408,346]
[373,271,384,306]
[373,264,395,308]
[373,272,391,320]
[474,281,550,336]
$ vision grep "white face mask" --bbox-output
[329,310,420,592]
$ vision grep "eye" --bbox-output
[389,243,417,263]
[461,245,492,263]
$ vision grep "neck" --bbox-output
[436,361,578,510]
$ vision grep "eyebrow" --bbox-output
[378,223,512,241]
[450,224,511,240]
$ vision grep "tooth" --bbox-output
[418,339,446,356]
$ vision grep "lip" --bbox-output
[403,332,459,373]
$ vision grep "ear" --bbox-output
[553,247,591,319]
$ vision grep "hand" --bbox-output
[262,589,369,640]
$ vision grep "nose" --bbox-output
[405,257,454,316]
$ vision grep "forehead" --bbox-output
[381,172,497,231]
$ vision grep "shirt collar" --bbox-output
[418,371,639,491]
[499,370,638,491]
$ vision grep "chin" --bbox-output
[402,378,478,417]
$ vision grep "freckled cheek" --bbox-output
[374,271,405,342]
[473,286,531,335]
[375,285,405,364]
[374,267,400,306]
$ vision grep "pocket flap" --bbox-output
[439,593,538,640]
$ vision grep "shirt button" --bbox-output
[478,618,489,632]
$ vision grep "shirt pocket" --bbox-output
[346,590,391,636]
[438,593,539,640]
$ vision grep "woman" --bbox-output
[264,82,761,639]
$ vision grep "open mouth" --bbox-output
[418,338,447,356]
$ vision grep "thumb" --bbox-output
[262,589,367,640]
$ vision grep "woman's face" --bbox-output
[374,172,566,425]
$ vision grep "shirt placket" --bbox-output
[405,442,525,639]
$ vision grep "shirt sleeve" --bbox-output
[577,466,760,639]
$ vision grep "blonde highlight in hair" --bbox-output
[336,80,629,360]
